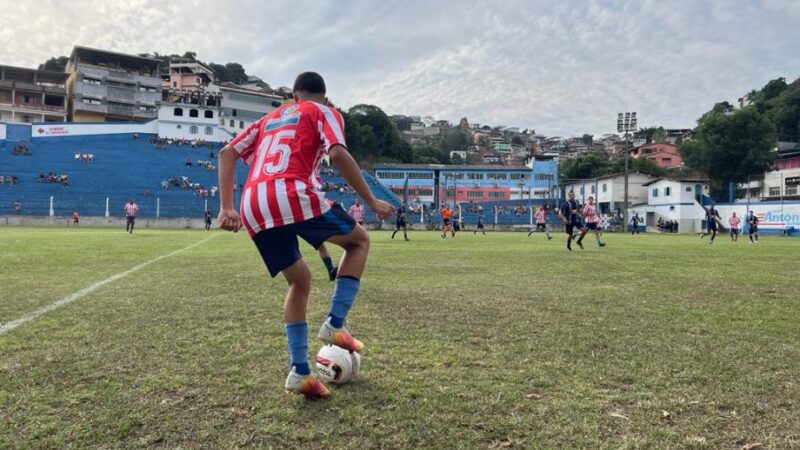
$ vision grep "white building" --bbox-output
[207,82,284,139]
[157,103,227,142]
[562,172,658,214]
[631,178,709,233]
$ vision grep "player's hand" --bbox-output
[368,199,395,221]
[218,208,243,232]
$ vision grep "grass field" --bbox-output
[1,226,799,449]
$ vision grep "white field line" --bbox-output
[0,234,217,336]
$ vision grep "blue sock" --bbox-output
[321,256,334,273]
[328,276,360,328]
[284,321,309,375]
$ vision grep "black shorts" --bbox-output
[252,204,356,277]
[536,223,547,231]
[565,219,582,235]
[396,218,407,228]
[730,228,739,234]
[477,223,484,229]
[749,225,758,233]
[443,218,451,226]
[126,215,136,224]
[585,222,597,231]
[707,221,718,232]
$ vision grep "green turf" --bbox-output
[0,227,798,449]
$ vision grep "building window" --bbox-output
[205,126,213,136]
[190,125,198,134]
[590,186,595,194]
[376,171,404,179]
[602,183,607,192]
[220,118,225,126]
[769,187,781,196]
[229,120,235,127]
[487,173,507,180]
[232,109,238,117]
[652,188,659,197]
[510,173,527,180]
[189,109,199,118]
[787,186,798,196]
[204,110,213,119]
[23,95,34,104]
[467,173,483,180]
[177,124,182,129]
[580,187,584,195]
[467,191,484,198]
[534,173,554,181]
[407,172,432,179]
[665,187,671,196]
[488,191,505,198]
[82,98,102,105]
[174,107,183,117]
[172,81,177,87]
[685,186,692,192]
[83,77,101,85]
[239,121,244,129]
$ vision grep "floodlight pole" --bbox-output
[618,112,637,229]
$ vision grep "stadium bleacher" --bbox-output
[0,132,402,220]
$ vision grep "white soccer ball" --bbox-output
[315,344,361,385]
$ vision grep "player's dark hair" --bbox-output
[293,72,326,95]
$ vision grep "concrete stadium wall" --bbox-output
[0,215,575,232]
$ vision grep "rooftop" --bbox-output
[642,177,708,186]
[0,64,68,85]
[71,46,161,70]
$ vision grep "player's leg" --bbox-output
[544,224,552,240]
[253,228,329,398]
[391,224,398,239]
[403,224,409,241]
[565,224,573,251]
[318,244,337,281]
[129,218,135,234]
[527,227,534,237]
[575,225,588,249]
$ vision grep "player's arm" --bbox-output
[217,144,243,232]
[329,145,394,220]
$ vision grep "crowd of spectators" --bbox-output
[0,174,20,185]
[320,182,355,194]
[149,135,224,150]
[37,172,69,186]
[657,217,678,233]
[161,176,218,197]
[73,153,94,162]
[11,144,32,156]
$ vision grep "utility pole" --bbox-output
[617,112,637,227]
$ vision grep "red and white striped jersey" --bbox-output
[583,203,600,223]
[124,203,139,216]
[230,101,347,236]
[729,216,741,228]
[534,209,546,224]
[348,203,365,222]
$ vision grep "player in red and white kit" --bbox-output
[575,196,606,248]
[348,200,365,225]
[728,211,741,242]
[527,205,552,240]
[217,72,394,399]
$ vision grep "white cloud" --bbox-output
[0,0,798,136]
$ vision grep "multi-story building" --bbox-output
[630,143,683,169]
[374,156,558,207]
[158,61,225,141]
[761,142,800,199]
[207,82,283,138]
[0,65,68,123]
[66,46,161,122]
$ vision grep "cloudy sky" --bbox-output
[2,0,799,136]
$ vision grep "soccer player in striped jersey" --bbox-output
[217,72,394,398]
[527,205,552,239]
[348,200,365,225]
[124,200,138,234]
[728,212,741,242]
[575,196,606,248]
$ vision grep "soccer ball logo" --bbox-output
[315,345,361,385]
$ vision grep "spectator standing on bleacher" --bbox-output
[14,199,21,214]
[72,210,80,226]
[349,200,365,225]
